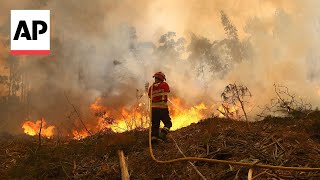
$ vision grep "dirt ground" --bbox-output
[1,112,320,179]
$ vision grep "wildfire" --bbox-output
[90,96,212,134]
[21,97,242,140]
[83,96,243,138]
[90,96,105,112]
[217,104,239,118]
[72,129,90,140]
[170,103,207,130]
[109,108,149,133]
[22,118,55,138]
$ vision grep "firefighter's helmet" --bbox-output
[153,72,166,81]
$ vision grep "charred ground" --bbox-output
[1,112,320,180]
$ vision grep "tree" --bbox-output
[221,83,252,124]
[155,32,186,58]
[220,11,244,63]
[187,34,229,79]
[186,12,253,80]
[220,11,239,41]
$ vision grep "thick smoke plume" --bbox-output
[1,0,320,133]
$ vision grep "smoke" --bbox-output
[223,2,320,114]
[1,0,320,132]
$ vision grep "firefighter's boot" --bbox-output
[151,136,164,144]
[159,127,170,141]
[151,136,158,144]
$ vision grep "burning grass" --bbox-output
[21,96,239,140]
[2,112,320,179]
[22,118,55,139]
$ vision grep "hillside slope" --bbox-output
[1,112,320,179]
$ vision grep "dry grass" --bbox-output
[1,112,320,179]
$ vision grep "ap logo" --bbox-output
[11,10,50,55]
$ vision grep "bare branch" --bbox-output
[258,84,312,118]
[64,92,92,136]
[221,83,252,124]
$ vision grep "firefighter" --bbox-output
[148,72,172,143]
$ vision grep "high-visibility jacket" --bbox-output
[148,82,170,108]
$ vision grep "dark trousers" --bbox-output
[151,108,172,137]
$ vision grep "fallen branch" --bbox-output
[60,161,71,179]
[118,150,130,180]
[252,170,268,179]
[262,138,282,149]
[170,135,207,180]
[248,168,253,180]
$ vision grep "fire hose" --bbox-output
[148,85,320,171]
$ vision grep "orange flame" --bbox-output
[20,97,243,140]
[88,96,211,135]
[217,104,239,118]
[170,102,207,130]
[22,118,55,138]
[71,96,243,139]
[72,129,90,140]
[168,97,208,130]
[90,96,105,112]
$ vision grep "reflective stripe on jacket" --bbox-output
[148,82,170,108]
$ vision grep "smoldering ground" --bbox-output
[1,0,320,134]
